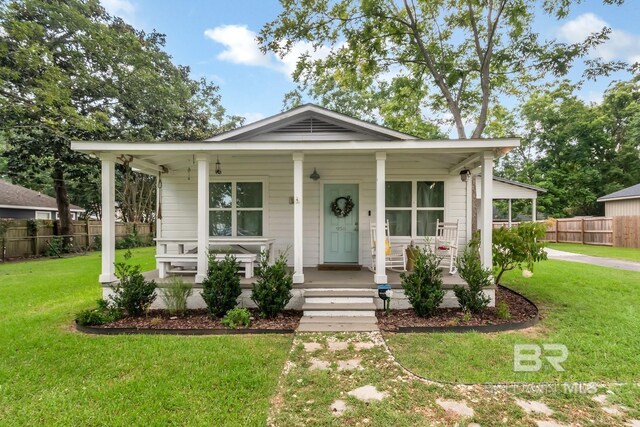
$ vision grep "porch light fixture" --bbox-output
[459,168,471,182]
[215,156,222,175]
[309,168,320,181]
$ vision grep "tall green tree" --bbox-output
[260,0,629,139]
[0,0,241,234]
[499,77,640,217]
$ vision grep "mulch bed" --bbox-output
[96,309,302,331]
[377,286,538,332]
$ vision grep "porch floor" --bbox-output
[142,267,467,289]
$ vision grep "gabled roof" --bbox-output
[493,177,547,193]
[0,179,84,211]
[207,103,419,142]
[597,183,640,202]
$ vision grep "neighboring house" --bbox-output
[597,183,640,216]
[0,179,85,220]
[476,176,547,226]
[72,104,519,314]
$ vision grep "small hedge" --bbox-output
[400,246,444,317]
[201,253,241,318]
[251,251,293,318]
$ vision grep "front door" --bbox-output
[323,183,359,263]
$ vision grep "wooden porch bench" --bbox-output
[155,253,257,279]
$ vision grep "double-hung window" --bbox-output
[209,181,264,236]
[385,181,444,237]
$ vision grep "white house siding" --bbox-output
[604,199,640,217]
[158,153,469,267]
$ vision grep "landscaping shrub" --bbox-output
[492,222,547,285]
[221,307,251,328]
[251,251,293,318]
[116,227,144,249]
[76,299,120,326]
[400,246,444,317]
[496,301,511,319]
[454,243,492,313]
[45,236,63,257]
[110,251,157,316]
[161,277,193,316]
[201,253,241,317]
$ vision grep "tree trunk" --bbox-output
[52,166,72,249]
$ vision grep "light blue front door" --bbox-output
[323,184,359,263]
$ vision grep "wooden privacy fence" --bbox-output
[495,216,639,248]
[0,220,153,260]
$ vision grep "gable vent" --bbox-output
[273,117,354,134]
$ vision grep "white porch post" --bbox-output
[480,151,494,270]
[508,199,512,228]
[293,153,304,284]
[99,156,116,283]
[375,152,388,284]
[531,198,537,222]
[195,155,209,283]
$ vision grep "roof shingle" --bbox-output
[0,179,84,211]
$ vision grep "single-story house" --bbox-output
[0,179,85,220]
[72,104,520,317]
[597,183,640,216]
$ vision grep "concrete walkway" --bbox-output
[545,248,640,272]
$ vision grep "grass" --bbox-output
[0,248,291,426]
[270,333,640,426]
[385,260,640,384]
[547,242,640,262]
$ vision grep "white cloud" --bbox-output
[204,24,332,78]
[204,25,272,68]
[242,112,266,124]
[559,13,640,64]
[101,0,135,21]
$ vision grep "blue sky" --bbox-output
[101,0,640,128]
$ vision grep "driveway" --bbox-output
[545,248,640,272]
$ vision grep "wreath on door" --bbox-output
[330,195,355,218]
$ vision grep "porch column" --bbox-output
[508,199,512,228]
[375,152,388,284]
[195,155,209,283]
[293,153,304,284]
[99,156,116,283]
[480,151,493,270]
[531,198,537,222]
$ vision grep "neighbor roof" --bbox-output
[597,183,640,202]
[0,179,84,211]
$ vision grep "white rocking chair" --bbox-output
[434,219,460,275]
[369,220,407,273]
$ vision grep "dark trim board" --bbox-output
[75,322,295,335]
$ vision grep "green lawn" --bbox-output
[385,260,640,384]
[547,242,640,262]
[0,248,291,426]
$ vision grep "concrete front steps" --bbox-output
[298,289,379,332]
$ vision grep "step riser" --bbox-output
[303,310,376,317]
[299,317,377,324]
[304,297,374,304]
[298,324,378,332]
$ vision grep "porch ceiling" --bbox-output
[71,138,519,176]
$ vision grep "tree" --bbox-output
[0,0,241,238]
[260,0,629,139]
[499,77,640,217]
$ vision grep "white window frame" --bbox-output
[35,211,52,220]
[209,179,267,237]
[385,180,445,238]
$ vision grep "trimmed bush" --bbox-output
[110,251,157,316]
[221,307,251,329]
[76,299,120,326]
[161,277,193,316]
[400,246,444,317]
[454,243,492,313]
[251,251,293,318]
[201,253,241,318]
